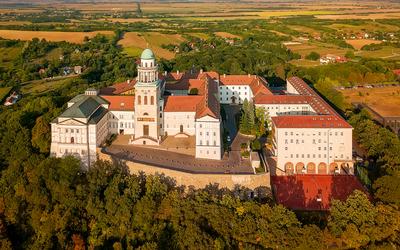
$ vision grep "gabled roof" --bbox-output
[195,75,220,119]
[254,94,311,105]
[100,95,135,111]
[99,80,136,95]
[219,75,273,96]
[164,96,203,112]
[271,115,352,128]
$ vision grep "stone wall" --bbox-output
[98,150,270,190]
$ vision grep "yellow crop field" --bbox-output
[119,32,186,59]
[0,30,114,44]
[345,39,382,50]
[340,86,400,117]
[214,32,241,39]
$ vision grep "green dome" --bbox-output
[141,48,155,60]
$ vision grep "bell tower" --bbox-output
[133,49,161,145]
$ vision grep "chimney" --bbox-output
[254,75,256,79]
[248,73,250,78]
[223,74,226,78]
[164,71,167,76]
[127,79,130,84]
[177,70,179,75]
[200,69,203,74]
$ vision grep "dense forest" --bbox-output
[0,31,399,249]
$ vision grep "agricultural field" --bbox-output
[0,87,12,102]
[285,42,347,58]
[340,86,400,116]
[0,30,114,44]
[214,32,241,39]
[118,32,186,59]
[0,46,22,68]
[20,77,76,95]
[329,23,400,33]
[355,46,400,60]
[345,39,382,50]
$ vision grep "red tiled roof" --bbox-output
[163,96,203,112]
[393,69,400,76]
[254,94,311,104]
[195,75,220,119]
[100,95,134,111]
[271,115,352,128]
[272,175,368,211]
[100,79,136,95]
[219,75,273,96]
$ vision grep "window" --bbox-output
[138,95,141,105]
[144,96,148,105]
[214,141,216,146]
[206,132,209,136]
[285,147,288,150]
[66,129,69,133]
[151,96,154,105]
[200,140,202,145]
[213,132,216,136]
[285,139,288,144]
[199,124,202,128]
[71,137,74,143]
[206,140,209,146]
[200,132,202,136]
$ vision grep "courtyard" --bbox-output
[103,104,260,174]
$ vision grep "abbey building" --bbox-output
[50,48,353,175]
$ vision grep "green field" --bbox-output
[0,86,12,102]
[20,77,76,95]
[355,46,400,59]
[0,46,22,68]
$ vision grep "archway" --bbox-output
[231,96,236,104]
[341,163,350,174]
[295,162,305,174]
[285,162,294,175]
[329,162,339,174]
[180,125,183,133]
[307,162,316,174]
[318,162,327,174]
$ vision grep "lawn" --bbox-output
[289,59,321,67]
[340,86,400,117]
[0,86,12,102]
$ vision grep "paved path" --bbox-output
[104,144,254,174]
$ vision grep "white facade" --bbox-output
[163,111,196,136]
[255,103,316,117]
[108,110,135,135]
[195,116,222,160]
[272,127,353,174]
[219,85,252,104]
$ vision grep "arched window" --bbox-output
[143,112,149,116]
[145,62,147,67]
[150,96,154,105]
[144,96,148,105]
[71,137,74,143]
[138,95,141,105]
